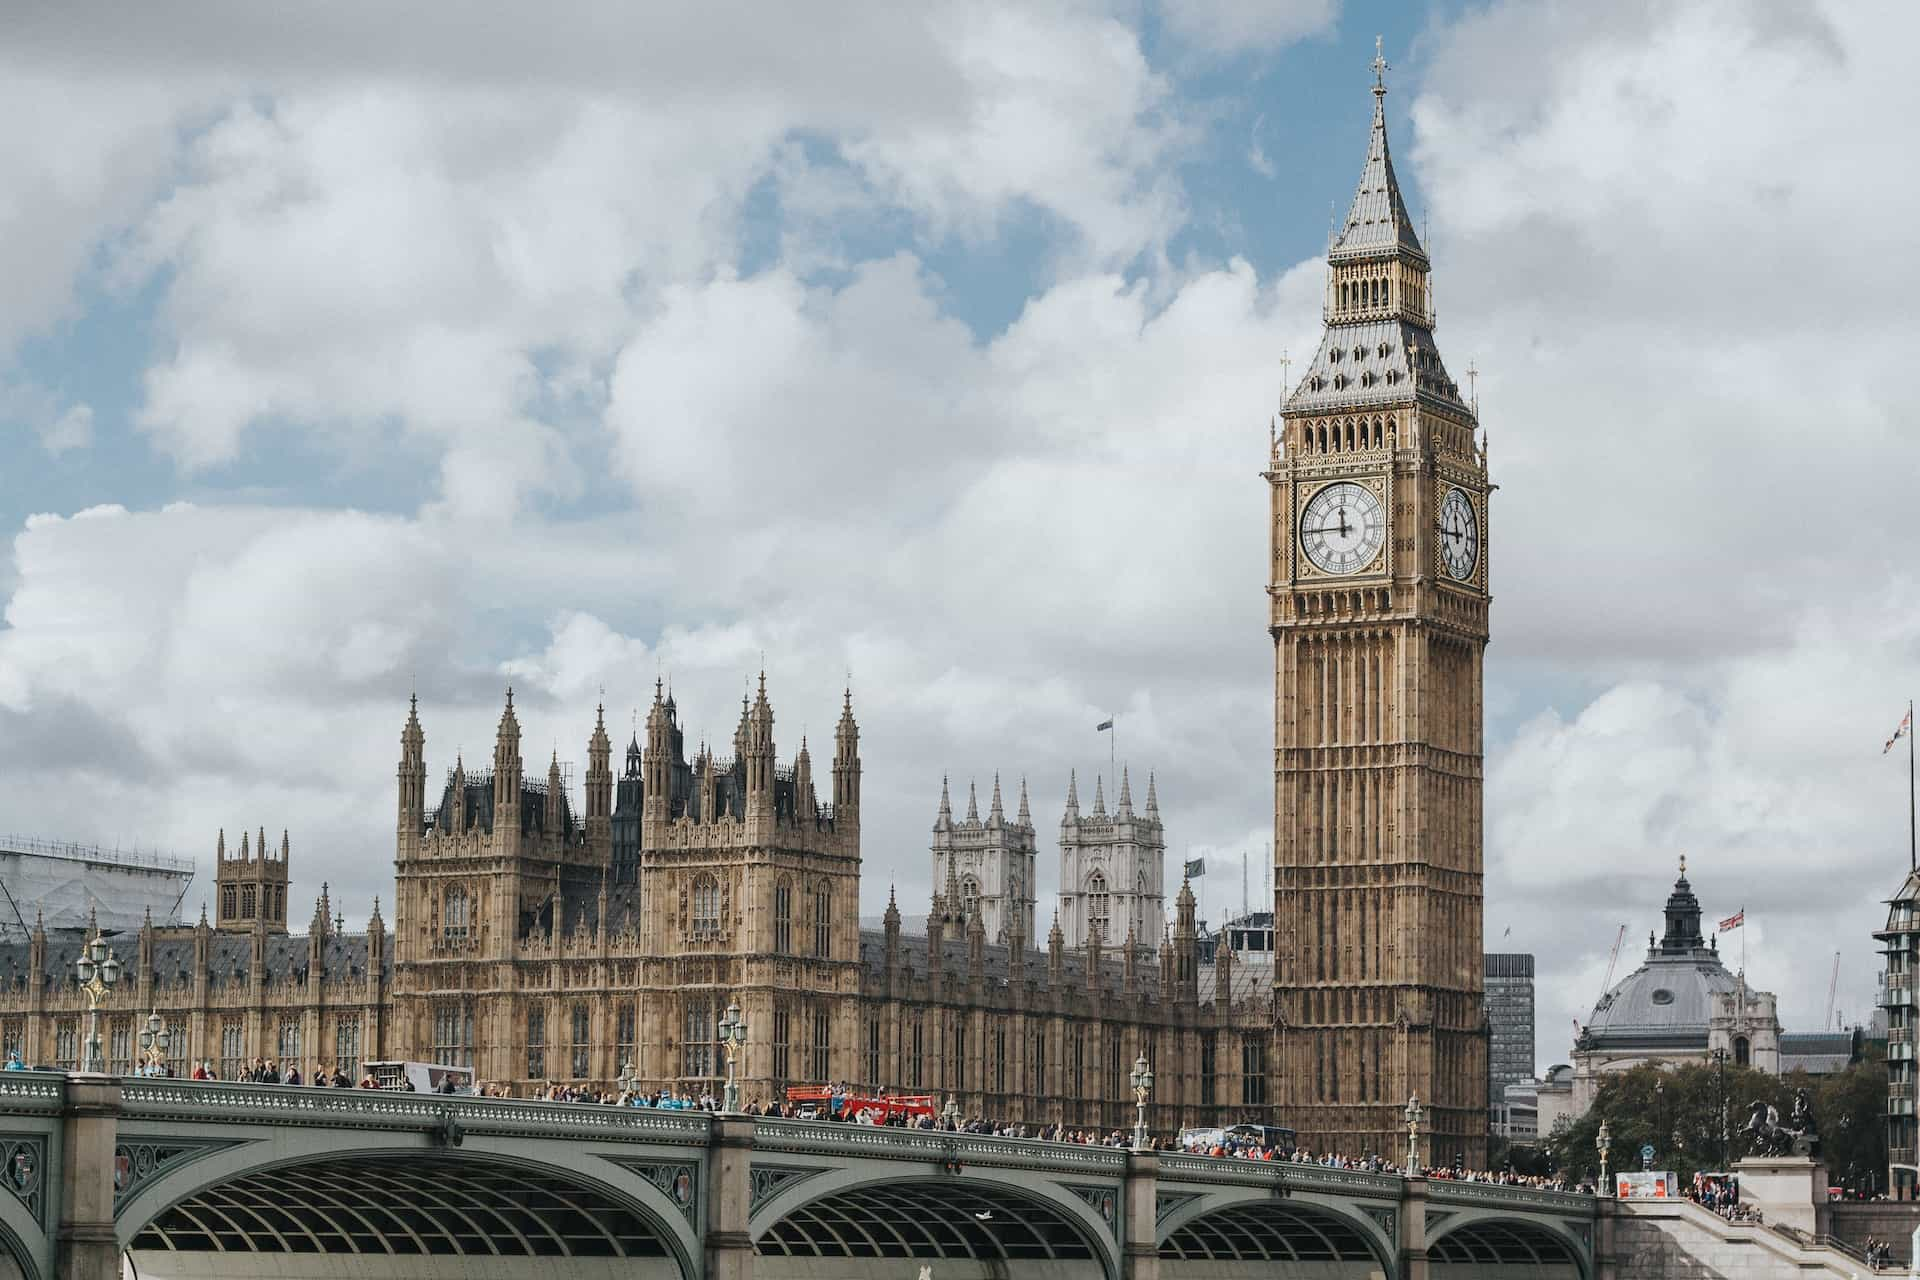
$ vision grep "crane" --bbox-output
[1826,952,1841,1031]
[1596,924,1628,1010]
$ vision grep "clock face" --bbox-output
[1439,486,1479,580]
[1299,481,1386,575]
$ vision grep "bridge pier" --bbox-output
[1399,1174,1428,1280]
[706,1112,757,1280]
[1123,1149,1159,1280]
[54,1076,118,1280]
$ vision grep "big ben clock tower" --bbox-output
[1268,46,1490,1170]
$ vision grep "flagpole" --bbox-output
[1909,697,1915,872]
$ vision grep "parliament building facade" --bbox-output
[0,66,1492,1164]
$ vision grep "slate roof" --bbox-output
[1330,86,1427,264]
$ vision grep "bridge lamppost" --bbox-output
[942,1094,960,1129]
[73,930,123,1074]
[137,1010,171,1077]
[1597,1120,1612,1192]
[718,1002,746,1114]
[617,1059,639,1103]
[1129,1052,1154,1152]
[1404,1094,1423,1176]
[1710,1047,1730,1167]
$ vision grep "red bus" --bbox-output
[784,1085,937,1123]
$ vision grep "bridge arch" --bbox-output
[115,1144,700,1280]
[0,1208,37,1280]
[1426,1213,1588,1280]
[752,1168,1118,1280]
[1156,1189,1396,1280]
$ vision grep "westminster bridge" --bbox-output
[0,1071,1596,1280]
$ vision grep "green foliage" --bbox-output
[1543,1057,1889,1191]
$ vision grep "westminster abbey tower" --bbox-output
[1269,51,1491,1168]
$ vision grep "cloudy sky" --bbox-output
[1,0,1912,1073]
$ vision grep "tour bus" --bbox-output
[363,1060,475,1095]
[1180,1123,1298,1156]
[784,1085,938,1123]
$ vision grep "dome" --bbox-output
[1581,857,1736,1050]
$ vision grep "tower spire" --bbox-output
[1017,776,1031,826]
[1065,769,1080,820]
[936,775,953,831]
[965,779,979,823]
[988,772,1004,825]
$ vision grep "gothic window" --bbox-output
[1735,1036,1750,1067]
[220,1021,244,1079]
[812,882,832,958]
[992,1021,1007,1096]
[443,884,470,942]
[691,874,721,939]
[1199,1032,1218,1107]
[865,1016,882,1087]
[1242,1034,1270,1106]
[221,884,236,920]
[242,884,257,918]
[960,875,981,919]
[1,1019,21,1065]
[683,997,716,1078]
[334,1016,361,1078]
[109,1018,133,1074]
[1086,872,1109,944]
[773,1004,792,1084]
[54,1020,78,1070]
[570,1003,591,1079]
[527,1007,547,1079]
[432,1003,473,1068]
[615,1002,636,1076]
[809,1003,831,1081]
[1028,1026,1046,1097]
[909,1014,924,1089]
[773,877,793,953]
[277,1019,300,1065]
[1071,1026,1086,1092]
[1106,1029,1124,1124]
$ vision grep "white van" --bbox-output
[363,1060,475,1095]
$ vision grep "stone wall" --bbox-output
[1605,1201,1854,1279]
[1830,1200,1920,1266]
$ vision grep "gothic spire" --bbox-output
[1117,766,1133,816]
[1016,776,1032,826]
[1064,769,1080,820]
[1092,774,1106,816]
[1332,36,1425,264]
[1145,771,1160,819]
[936,775,952,831]
[965,779,979,824]
[988,772,1004,825]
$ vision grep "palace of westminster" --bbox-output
[0,65,1498,1166]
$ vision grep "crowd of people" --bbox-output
[1686,1173,1761,1223]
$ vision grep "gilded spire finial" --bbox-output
[1372,35,1389,94]
[1679,853,1687,877]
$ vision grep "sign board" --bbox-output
[1640,1144,1655,1162]
[1616,1171,1677,1200]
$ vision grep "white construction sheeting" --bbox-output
[0,838,195,938]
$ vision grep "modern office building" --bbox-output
[1485,953,1536,1111]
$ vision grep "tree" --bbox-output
[1811,1051,1888,1196]
[1545,1062,1792,1184]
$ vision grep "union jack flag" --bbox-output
[1887,708,1913,755]
[1718,909,1744,933]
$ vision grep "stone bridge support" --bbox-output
[706,1113,755,1280]
[1400,1174,1427,1280]
[1123,1149,1158,1280]
[53,1078,117,1280]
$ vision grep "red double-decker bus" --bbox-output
[784,1085,937,1123]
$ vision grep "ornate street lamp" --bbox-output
[1597,1120,1613,1191]
[616,1059,639,1103]
[1129,1052,1154,1152]
[718,1002,747,1113]
[942,1094,961,1128]
[73,931,123,1074]
[1710,1047,1730,1167]
[137,1010,171,1077]
[1404,1094,1423,1176]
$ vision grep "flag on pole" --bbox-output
[1184,857,1206,878]
[1718,909,1744,933]
[1096,719,1114,732]
[1887,708,1913,755]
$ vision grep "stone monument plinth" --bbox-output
[1733,1156,1830,1236]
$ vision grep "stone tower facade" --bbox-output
[930,776,1038,948]
[1268,52,1491,1168]
[1056,769,1165,954]
[213,826,290,934]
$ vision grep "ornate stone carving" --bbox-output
[0,1135,47,1226]
[1361,1204,1396,1239]
[1062,1182,1117,1232]
[607,1159,698,1223]
[1154,1190,1200,1226]
[112,1137,245,1215]
[748,1163,824,1212]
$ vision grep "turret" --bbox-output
[1016,777,1032,829]
[644,680,672,822]
[493,688,523,852]
[967,906,986,980]
[1048,910,1064,981]
[832,687,861,820]
[745,672,775,818]
[1092,774,1106,817]
[1117,767,1133,817]
[1064,770,1080,821]
[1145,772,1160,821]
[585,702,613,849]
[1175,876,1199,1000]
[547,749,565,834]
[965,780,980,825]
[794,737,817,821]
[988,774,1004,828]
[398,694,426,854]
[934,776,953,833]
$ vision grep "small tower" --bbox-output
[1057,769,1167,954]
[930,770,1038,948]
[398,693,426,859]
[585,702,613,853]
[214,826,290,934]
[832,687,861,824]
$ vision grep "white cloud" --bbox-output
[1153,0,1339,57]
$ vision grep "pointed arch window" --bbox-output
[443,884,470,942]
[691,874,721,939]
[570,1003,591,1079]
[241,884,256,918]
[773,877,793,953]
[960,875,981,919]
[1087,871,1110,944]
[812,881,832,958]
